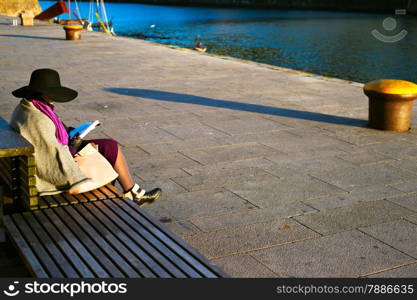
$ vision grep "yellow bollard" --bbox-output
[63,25,83,41]
[364,79,417,131]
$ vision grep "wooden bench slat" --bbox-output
[60,193,81,205]
[0,162,9,174]
[138,207,227,277]
[0,159,12,185]
[20,212,79,278]
[91,201,186,278]
[78,191,98,202]
[96,185,116,199]
[0,157,14,168]
[90,188,108,200]
[19,164,35,177]
[42,209,111,278]
[0,160,11,174]
[85,202,172,277]
[36,184,125,210]
[100,200,201,277]
[18,174,36,187]
[118,198,224,277]
[0,159,11,173]
[41,196,59,208]
[0,157,12,169]
[72,193,88,203]
[138,206,227,277]
[0,171,12,186]
[53,206,126,277]
[3,215,49,278]
[104,184,123,197]
[72,203,157,278]
[31,210,95,278]
[51,194,71,206]
[9,214,64,278]
[20,187,38,209]
[20,183,37,198]
[62,205,141,278]
[37,197,49,209]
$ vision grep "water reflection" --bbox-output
[40,1,416,83]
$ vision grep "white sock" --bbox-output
[124,183,146,200]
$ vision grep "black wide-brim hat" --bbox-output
[12,68,78,102]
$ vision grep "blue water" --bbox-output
[40,1,417,83]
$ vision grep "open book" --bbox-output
[69,120,101,139]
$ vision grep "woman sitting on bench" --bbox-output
[9,68,161,206]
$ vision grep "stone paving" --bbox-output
[0,15,417,278]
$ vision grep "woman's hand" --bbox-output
[69,134,83,149]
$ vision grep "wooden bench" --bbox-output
[0,117,227,278]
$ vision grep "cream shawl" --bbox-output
[10,99,91,195]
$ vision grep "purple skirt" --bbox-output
[70,138,119,167]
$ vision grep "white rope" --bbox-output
[100,0,110,28]
[68,0,71,20]
[86,0,94,30]
[96,0,100,16]
[88,0,93,23]
[74,0,81,21]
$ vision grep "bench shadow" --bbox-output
[0,34,63,41]
[104,87,367,128]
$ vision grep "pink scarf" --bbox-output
[31,99,69,145]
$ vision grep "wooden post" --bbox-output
[20,10,35,26]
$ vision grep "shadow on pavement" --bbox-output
[0,34,63,41]
[105,87,367,128]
